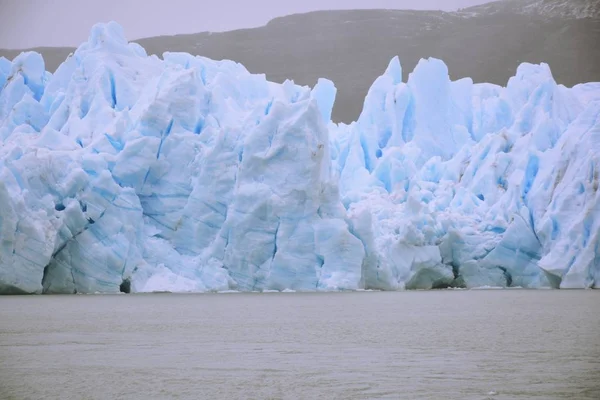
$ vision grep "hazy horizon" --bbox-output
[0,0,494,49]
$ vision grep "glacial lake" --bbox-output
[1,290,598,399]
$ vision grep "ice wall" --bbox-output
[332,58,599,290]
[0,22,363,294]
[0,22,598,293]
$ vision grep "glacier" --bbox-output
[0,22,598,294]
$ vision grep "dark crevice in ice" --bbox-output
[272,220,280,262]
[156,118,174,160]
[498,266,513,287]
[41,264,50,290]
[315,255,325,289]
[108,69,117,109]
[119,278,131,293]
[451,262,460,280]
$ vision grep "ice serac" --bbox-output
[0,22,598,293]
[334,57,599,290]
[0,22,363,294]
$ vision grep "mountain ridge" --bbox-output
[462,0,600,19]
[1,0,599,122]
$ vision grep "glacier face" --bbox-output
[0,22,598,294]
[333,57,599,290]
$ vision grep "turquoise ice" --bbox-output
[0,22,598,293]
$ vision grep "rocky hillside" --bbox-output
[462,0,600,19]
[2,0,599,122]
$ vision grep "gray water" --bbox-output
[1,290,598,400]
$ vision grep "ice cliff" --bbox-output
[0,22,598,294]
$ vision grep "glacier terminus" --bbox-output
[0,22,598,294]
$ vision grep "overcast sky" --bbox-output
[0,0,493,49]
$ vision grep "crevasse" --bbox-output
[0,22,598,294]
